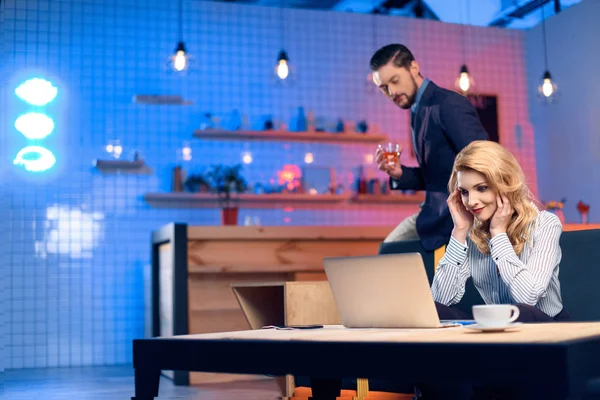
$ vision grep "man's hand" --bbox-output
[376,145,403,179]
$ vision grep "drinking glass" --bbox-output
[378,142,400,166]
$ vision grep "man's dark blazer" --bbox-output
[391,80,489,251]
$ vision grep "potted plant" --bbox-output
[184,173,211,193]
[206,164,248,225]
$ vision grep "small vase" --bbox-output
[221,208,239,226]
[295,107,306,132]
[172,166,182,192]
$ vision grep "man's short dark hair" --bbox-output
[370,44,416,71]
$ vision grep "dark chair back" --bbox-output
[558,229,600,321]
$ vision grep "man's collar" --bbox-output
[411,77,430,113]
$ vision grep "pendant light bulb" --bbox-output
[459,73,470,92]
[537,70,559,103]
[172,41,188,72]
[540,71,557,98]
[275,50,289,80]
[455,65,474,94]
[537,8,558,103]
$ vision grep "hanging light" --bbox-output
[273,0,295,83]
[275,50,289,80]
[539,70,558,99]
[171,41,188,72]
[167,0,190,73]
[537,6,558,103]
[455,0,474,94]
[455,64,475,94]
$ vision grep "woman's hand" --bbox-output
[448,189,473,242]
[490,195,514,237]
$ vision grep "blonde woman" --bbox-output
[431,140,570,322]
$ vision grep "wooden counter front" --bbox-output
[148,224,389,386]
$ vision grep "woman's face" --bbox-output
[456,169,498,222]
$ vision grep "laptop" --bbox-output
[323,253,460,329]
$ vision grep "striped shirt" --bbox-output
[431,210,564,317]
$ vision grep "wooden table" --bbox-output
[148,223,599,385]
[131,322,600,399]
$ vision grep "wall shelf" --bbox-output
[133,95,193,105]
[144,192,352,209]
[143,192,424,209]
[193,128,389,144]
[94,159,152,174]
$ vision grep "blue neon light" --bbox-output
[13,146,57,172]
[15,112,55,140]
[13,77,59,173]
[15,77,58,106]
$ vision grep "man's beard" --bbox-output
[396,76,418,109]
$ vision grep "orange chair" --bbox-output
[293,377,415,399]
[293,385,414,399]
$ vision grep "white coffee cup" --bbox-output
[472,304,520,327]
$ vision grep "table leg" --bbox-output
[131,368,160,400]
[356,378,369,398]
[310,377,342,400]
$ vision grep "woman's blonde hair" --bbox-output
[448,140,538,255]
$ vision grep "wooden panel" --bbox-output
[188,277,246,312]
[187,226,391,240]
[189,309,250,333]
[293,272,328,281]
[284,282,341,326]
[186,223,599,243]
[185,223,598,241]
[187,240,380,272]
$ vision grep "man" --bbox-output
[372,44,489,251]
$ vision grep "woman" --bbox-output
[431,140,570,322]
[413,141,572,400]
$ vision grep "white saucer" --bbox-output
[464,322,522,332]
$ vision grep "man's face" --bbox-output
[372,61,419,109]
